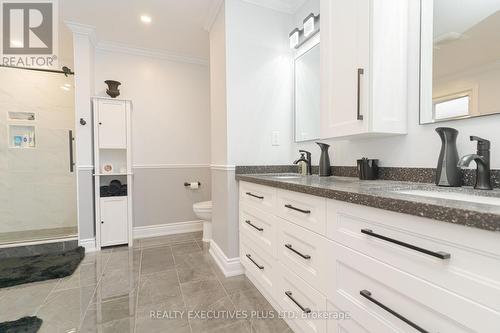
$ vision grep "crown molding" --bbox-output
[204,0,224,32]
[95,41,209,66]
[64,21,97,45]
[241,0,307,14]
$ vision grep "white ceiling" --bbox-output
[59,0,222,65]
[434,0,500,38]
[58,0,307,68]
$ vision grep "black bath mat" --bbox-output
[0,316,42,333]
[0,246,85,288]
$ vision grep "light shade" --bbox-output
[289,28,300,49]
[303,13,316,37]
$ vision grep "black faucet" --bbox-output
[458,136,492,190]
[294,150,312,175]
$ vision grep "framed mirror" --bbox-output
[294,38,320,142]
[420,0,500,124]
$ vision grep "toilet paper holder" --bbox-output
[184,182,201,187]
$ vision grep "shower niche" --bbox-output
[8,112,37,148]
[8,125,36,148]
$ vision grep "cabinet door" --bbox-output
[321,0,370,139]
[100,197,128,246]
[98,100,127,148]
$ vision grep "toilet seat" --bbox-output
[193,201,212,212]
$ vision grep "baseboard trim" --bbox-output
[79,238,97,252]
[133,220,203,239]
[209,240,244,277]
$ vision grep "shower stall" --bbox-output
[0,66,77,246]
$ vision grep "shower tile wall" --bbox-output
[0,68,77,238]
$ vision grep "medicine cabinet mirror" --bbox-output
[420,0,500,124]
[294,41,320,142]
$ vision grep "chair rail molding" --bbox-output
[133,164,210,169]
[210,164,236,171]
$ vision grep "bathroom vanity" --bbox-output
[237,174,500,333]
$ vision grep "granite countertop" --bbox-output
[235,173,500,232]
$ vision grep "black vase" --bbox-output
[105,80,121,98]
[316,142,332,177]
[435,127,461,187]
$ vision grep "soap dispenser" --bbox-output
[316,142,332,177]
[435,127,461,187]
[298,153,308,175]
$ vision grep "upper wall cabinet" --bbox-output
[96,99,128,149]
[320,0,410,139]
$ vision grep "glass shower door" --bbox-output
[0,67,77,245]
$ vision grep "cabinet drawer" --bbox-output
[276,189,326,234]
[326,300,395,333]
[327,242,500,333]
[276,264,327,333]
[277,218,329,294]
[240,237,276,296]
[327,199,500,313]
[239,182,276,213]
[240,203,277,257]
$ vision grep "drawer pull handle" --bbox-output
[246,254,264,270]
[285,291,311,314]
[357,68,364,120]
[285,244,311,259]
[361,229,451,260]
[360,290,429,333]
[246,192,264,199]
[245,220,264,232]
[284,204,311,214]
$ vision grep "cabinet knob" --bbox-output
[101,221,104,224]
[98,122,102,125]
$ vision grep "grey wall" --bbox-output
[133,167,211,227]
[77,168,95,239]
[211,168,239,258]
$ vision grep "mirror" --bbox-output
[420,0,500,124]
[294,42,320,142]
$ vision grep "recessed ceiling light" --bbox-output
[140,15,152,23]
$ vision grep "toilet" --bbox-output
[193,201,212,242]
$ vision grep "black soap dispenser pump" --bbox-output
[316,142,332,177]
[435,127,462,187]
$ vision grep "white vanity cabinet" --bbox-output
[320,0,410,139]
[238,181,500,333]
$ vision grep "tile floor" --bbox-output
[0,231,291,333]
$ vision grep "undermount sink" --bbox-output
[271,175,303,180]
[396,190,500,206]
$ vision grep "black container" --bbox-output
[357,158,379,180]
[316,142,332,177]
[105,80,121,98]
[435,127,462,187]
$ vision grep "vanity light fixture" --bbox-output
[303,13,319,37]
[140,15,152,23]
[289,13,320,49]
[289,28,301,49]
